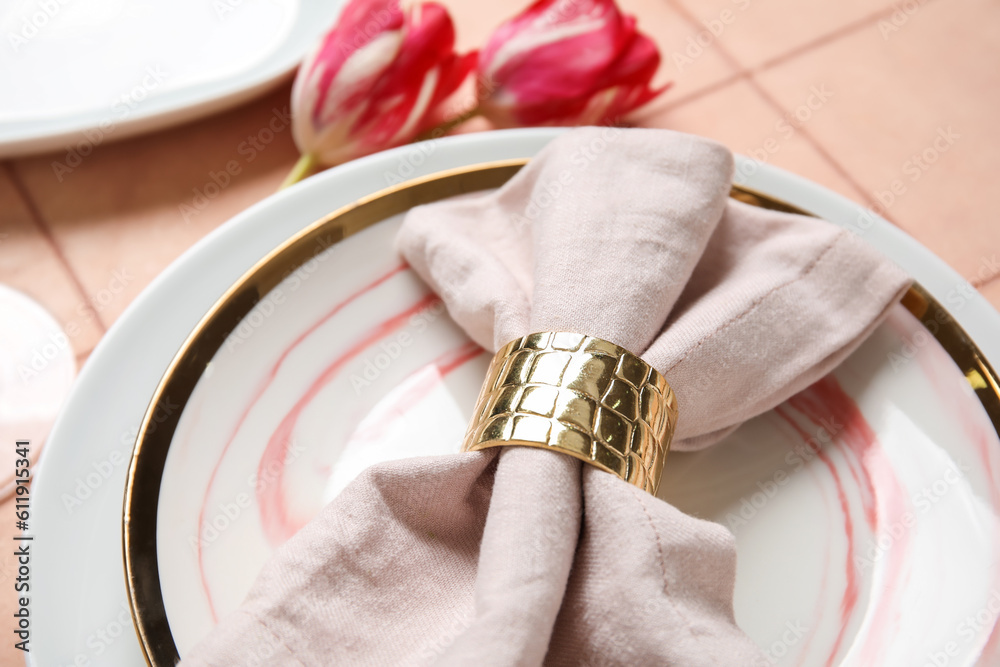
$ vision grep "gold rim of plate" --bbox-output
[123,159,1000,666]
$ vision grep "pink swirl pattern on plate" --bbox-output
[777,377,911,666]
[157,216,1000,664]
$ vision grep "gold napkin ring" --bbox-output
[462,332,677,495]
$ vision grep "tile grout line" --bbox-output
[746,79,900,221]
[2,161,108,334]
[745,0,942,233]
[974,272,1000,291]
[663,0,909,230]
[641,71,749,117]
[748,2,930,77]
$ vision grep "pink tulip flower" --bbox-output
[290,0,475,171]
[477,0,666,127]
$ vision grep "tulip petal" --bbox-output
[291,0,474,164]
[476,0,668,127]
[351,3,460,144]
[481,0,625,106]
[308,0,404,117]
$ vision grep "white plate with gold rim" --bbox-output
[0,0,345,158]
[31,128,1000,666]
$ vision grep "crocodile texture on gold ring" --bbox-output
[462,332,678,495]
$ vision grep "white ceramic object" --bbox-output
[0,285,75,499]
[0,0,345,158]
[152,201,1000,663]
[156,217,490,653]
[30,128,1000,665]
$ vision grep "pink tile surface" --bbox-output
[640,78,863,202]
[980,279,1000,313]
[10,87,299,326]
[619,0,738,101]
[753,0,1000,282]
[0,1,997,663]
[0,168,103,358]
[670,0,902,70]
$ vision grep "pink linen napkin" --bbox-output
[182,128,910,666]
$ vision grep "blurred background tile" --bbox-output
[753,0,1000,282]
[639,78,863,201]
[0,168,103,359]
[8,86,299,327]
[670,0,903,70]
[620,0,740,100]
[980,278,1000,313]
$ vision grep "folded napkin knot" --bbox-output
[183,127,912,667]
[464,331,677,494]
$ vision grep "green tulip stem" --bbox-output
[279,153,320,190]
[278,107,481,191]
